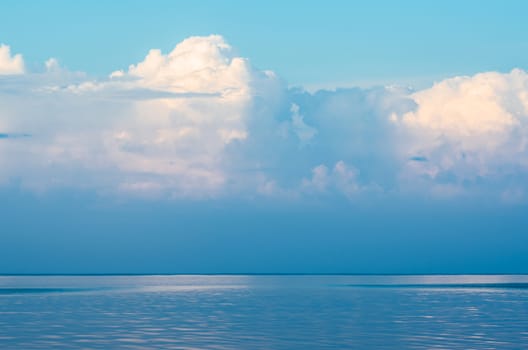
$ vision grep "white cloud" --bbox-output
[1,37,528,202]
[396,69,528,194]
[0,36,282,196]
[400,69,527,145]
[0,44,24,75]
[117,35,252,94]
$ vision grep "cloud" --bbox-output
[277,104,318,146]
[301,161,361,197]
[394,69,528,196]
[0,36,527,202]
[0,44,24,75]
[0,36,282,196]
[112,35,256,94]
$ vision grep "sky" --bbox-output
[1,1,528,274]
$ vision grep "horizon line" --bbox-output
[1,272,528,277]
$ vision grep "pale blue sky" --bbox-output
[2,0,527,86]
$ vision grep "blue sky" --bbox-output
[1,1,528,273]
[2,0,528,86]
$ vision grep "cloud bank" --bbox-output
[1,35,527,202]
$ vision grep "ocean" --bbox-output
[1,275,527,349]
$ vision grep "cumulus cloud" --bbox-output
[114,35,254,94]
[0,36,528,202]
[0,44,24,75]
[395,69,528,198]
[0,36,282,196]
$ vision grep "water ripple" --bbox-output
[0,275,527,349]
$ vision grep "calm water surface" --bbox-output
[1,275,527,349]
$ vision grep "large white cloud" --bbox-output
[395,69,528,198]
[1,36,528,202]
[0,36,282,196]
[0,44,24,75]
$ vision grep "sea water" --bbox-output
[1,275,527,349]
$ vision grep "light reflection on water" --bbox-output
[0,275,527,349]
